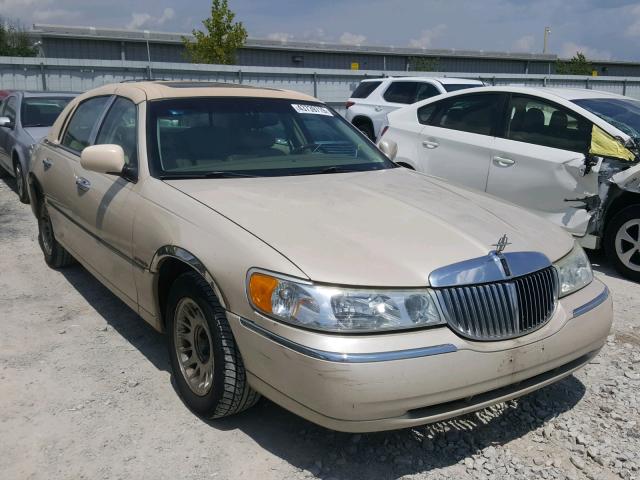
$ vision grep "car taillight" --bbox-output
[379,126,389,138]
[345,101,355,109]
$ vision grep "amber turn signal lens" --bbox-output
[249,273,279,314]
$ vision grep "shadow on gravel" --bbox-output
[209,376,586,479]
[48,210,589,479]
[59,265,169,373]
[587,250,627,282]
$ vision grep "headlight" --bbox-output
[553,243,593,298]
[247,271,444,332]
[29,143,37,158]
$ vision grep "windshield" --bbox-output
[573,98,640,142]
[147,97,395,178]
[21,97,71,127]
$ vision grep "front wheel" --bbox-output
[604,205,640,281]
[167,271,260,418]
[14,161,29,204]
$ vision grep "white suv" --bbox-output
[345,77,483,140]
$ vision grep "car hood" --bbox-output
[23,126,50,143]
[166,169,574,286]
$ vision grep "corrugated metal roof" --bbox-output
[30,24,558,62]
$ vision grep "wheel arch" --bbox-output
[150,246,229,330]
[351,115,373,129]
[603,188,640,233]
[27,172,43,216]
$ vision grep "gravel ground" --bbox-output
[0,175,638,480]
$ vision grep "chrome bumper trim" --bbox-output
[239,318,457,363]
[572,286,610,318]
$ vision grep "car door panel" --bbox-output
[415,93,505,192]
[418,125,495,191]
[70,167,137,303]
[67,96,140,303]
[487,94,597,237]
[488,139,598,236]
[38,143,83,246]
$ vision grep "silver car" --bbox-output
[0,91,75,203]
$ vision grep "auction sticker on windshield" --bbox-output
[292,104,333,116]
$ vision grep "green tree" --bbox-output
[410,56,440,72]
[556,52,594,76]
[0,17,37,57]
[183,0,247,64]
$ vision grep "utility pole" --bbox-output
[543,26,551,54]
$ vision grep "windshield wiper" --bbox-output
[159,171,257,179]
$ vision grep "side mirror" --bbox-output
[80,144,125,175]
[378,139,398,161]
[0,116,14,129]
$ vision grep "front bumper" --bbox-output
[228,280,612,432]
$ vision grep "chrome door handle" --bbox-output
[374,106,383,112]
[75,176,91,191]
[422,140,439,149]
[42,158,52,169]
[493,156,515,167]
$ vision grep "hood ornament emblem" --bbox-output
[492,234,511,255]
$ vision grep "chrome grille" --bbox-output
[434,267,558,341]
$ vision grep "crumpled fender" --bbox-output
[611,163,640,193]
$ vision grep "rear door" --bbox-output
[70,96,139,304]
[487,93,597,236]
[416,92,506,191]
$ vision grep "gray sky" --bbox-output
[1,0,640,60]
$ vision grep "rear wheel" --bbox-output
[167,271,260,418]
[37,201,74,268]
[353,118,375,142]
[604,205,640,281]
[14,161,29,204]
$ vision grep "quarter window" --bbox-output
[415,83,440,102]
[351,81,382,99]
[95,97,138,167]
[383,82,419,104]
[506,95,591,152]
[61,96,110,153]
[432,94,502,136]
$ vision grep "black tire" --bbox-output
[604,205,640,282]
[354,119,375,142]
[167,271,260,419]
[14,161,29,204]
[37,201,74,268]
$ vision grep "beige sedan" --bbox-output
[28,81,612,432]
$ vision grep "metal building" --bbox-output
[27,24,640,77]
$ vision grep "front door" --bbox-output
[70,96,139,304]
[487,94,598,237]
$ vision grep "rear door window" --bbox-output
[506,95,591,153]
[351,81,382,99]
[431,93,503,136]
[61,96,110,153]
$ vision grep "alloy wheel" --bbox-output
[615,219,640,272]
[173,298,214,396]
